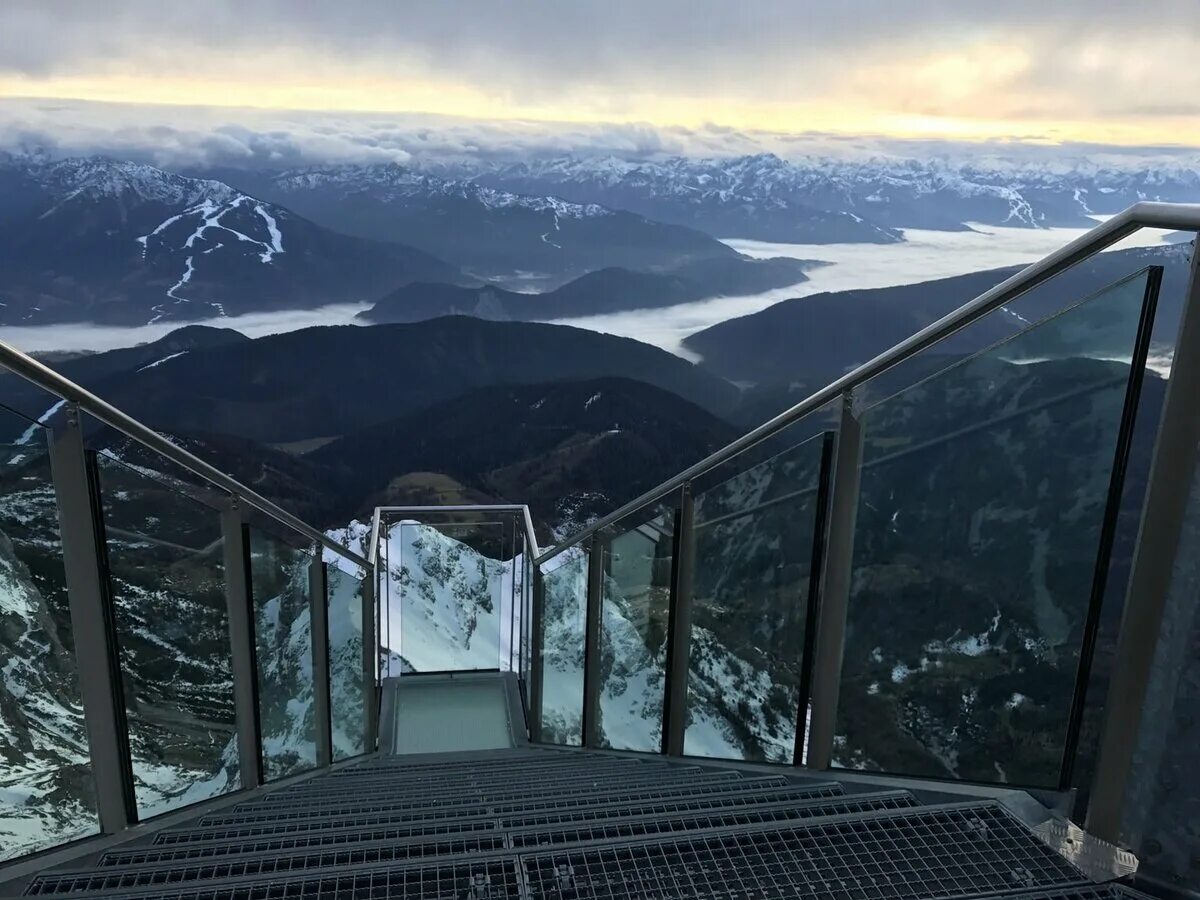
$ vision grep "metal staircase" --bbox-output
[13,745,1153,899]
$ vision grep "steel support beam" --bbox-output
[805,393,864,769]
[1087,245,1200,840]
[220,503,261,790]
[581,536,605,748]
[662,483,696,756]
[48,405,134,832]
[309,555,333,766]
[361,565,378,751]
[794,432,837,765]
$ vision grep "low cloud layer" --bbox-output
[2,98,1198,174]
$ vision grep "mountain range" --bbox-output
[195,163,747,287]
[446,153,1200,241]
[0,155,462,326]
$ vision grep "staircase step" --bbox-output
[108,791,912,869]
[508,789,921,849]
[521,801,1089,900]
[191,773,799,828]
[235,764,735,807]
[23,858,522,899]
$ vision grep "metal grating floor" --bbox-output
[521,803,1086,899]
[17,747,1134,900]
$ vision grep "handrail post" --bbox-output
[309,554,333,766]
[221,501,262,790]
[361,564,378,751]
[794,432,837,765]
[48,404,134,832]
[529,565,545,741]
[662,483,696,756]
[581,535,605,748]
[805,392,864,769]
[1087,243,1200,840]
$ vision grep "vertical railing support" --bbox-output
[48,404,134,832]
[794,431,836,765]
[221,502,261,790]
[662,483,696,756]
[361,565,378,751]
[805,392,864,769]
[529,565,545,741]
[581,536,605,748]
[309,554,333,766]
[1087,245,1200,840]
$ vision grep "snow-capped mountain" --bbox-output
[439,152,1200,242]
[0,154,461,325]
[204,163,744,287]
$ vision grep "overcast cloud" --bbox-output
[1,0,1198,161]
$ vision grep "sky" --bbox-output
[1,0,1198,160]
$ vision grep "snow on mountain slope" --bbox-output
[272,164,611,220]
[0,154,460,326]
[448,152,1200,241]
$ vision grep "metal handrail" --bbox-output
[0,338,370,568]
[534,200,1200,565]
[368,504,540,567]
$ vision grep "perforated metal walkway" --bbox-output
[9,742,1153,899]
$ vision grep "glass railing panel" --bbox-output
[95,452,239,818]
[393,519,506,672]
[326,558,366,761]
[496,518,522,674]
[1118,442,1200,896]
[0,402,100,861]
[248,526,318,781]
[685,432,831,763]
[597,501,676,752]
[835,268,1159,788]
[537,548,588,746]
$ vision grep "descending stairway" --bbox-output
[14,748,1152,899]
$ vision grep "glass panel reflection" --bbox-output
[394,521,505,672]
[597,504,675,752]
[97,453,239,818]
[0,405,99,860]
[685,434,830,763]
[326,559,366,761]
[836,269,1157,787]
[538,550,587,746]
[249,529,318,781]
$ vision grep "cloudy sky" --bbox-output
[1,0,1198,162]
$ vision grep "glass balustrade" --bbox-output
[95,452,240,818]
[0,402,100,861]
[685,432,832,763]
[834,268,1160,788]
[248,527,319,781]
[392,519,507,673]
[326,558,366,761]
[537,548,588,745]
[596,501,676,752]
[1119,445,1200,895]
